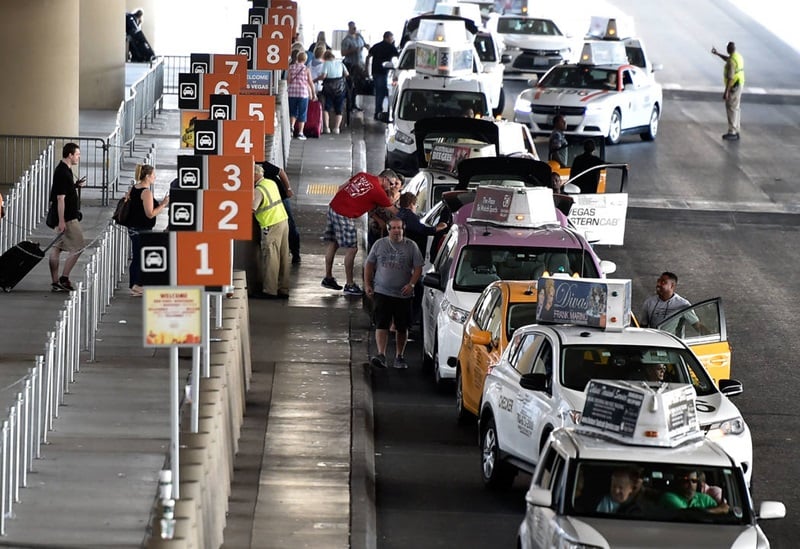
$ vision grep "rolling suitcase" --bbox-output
[0,234,62,292]
[303,100,323,138]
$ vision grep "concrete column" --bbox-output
[127,0,157,52]
[0,0,80,135]
[80,0,125,109]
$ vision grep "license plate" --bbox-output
[534,56,549,66]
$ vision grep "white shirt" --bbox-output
[640,292,692,328]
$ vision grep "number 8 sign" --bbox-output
[256,24,291,70]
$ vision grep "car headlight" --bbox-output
[514,96,532,113]
[442,298,470,324]
[394,129,415,145]
[706,417,746,439]
[584,102,607,113]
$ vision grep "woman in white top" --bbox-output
[316,50,349,134]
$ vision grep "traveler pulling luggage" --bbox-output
[0,234,63,292]
[304,100,323,138]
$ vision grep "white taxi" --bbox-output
[517,381,783,549]
[421,187,617,387]
[485,13,575,78]
[478,278,753,490]
[514,40,663,144]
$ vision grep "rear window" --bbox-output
[399,89,489,120]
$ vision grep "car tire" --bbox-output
[640,105,659,141]
[456,368,470,424]
[481,416,515,489]
[606,109,622,145]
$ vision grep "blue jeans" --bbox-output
[127,227,142,287]
[374,74,388,116]
[282,198,300,258]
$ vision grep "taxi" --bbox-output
[517,381,784,549]
[453,280,540,422]
[421,187,617,387]
[513,38,663,144]
[478,278,753,490]
[485,13,575,78]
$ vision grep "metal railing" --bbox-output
[159,55,190,96]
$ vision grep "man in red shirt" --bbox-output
[322,169,399,295]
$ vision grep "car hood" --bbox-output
[501,34,572,52]
[532,87,613,107]
[555,516,757,549]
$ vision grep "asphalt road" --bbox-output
[362,3,800,546]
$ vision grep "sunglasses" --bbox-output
[680,477,699,484]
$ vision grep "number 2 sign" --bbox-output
[202,190,253,241]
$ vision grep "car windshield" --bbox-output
[560,345,717,397]
[399,90,489,121]
[453,246,599,291]
[508,302,538,337]
[539,66,619,90]
[566,460,751,525]
[497,17,562,36]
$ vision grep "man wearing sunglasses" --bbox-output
[660,470,730,513]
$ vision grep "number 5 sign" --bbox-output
[256,24,291,70]
[176,232,233,287]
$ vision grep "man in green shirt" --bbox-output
[660,470,729,514]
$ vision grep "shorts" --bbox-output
[324,91,347,115]
[373,293,412,331]
[55,219,85,252]
[288,96,309,122]
[322,207,357,248]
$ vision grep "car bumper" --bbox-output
[529,110,611,137]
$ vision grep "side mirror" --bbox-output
[526,76,539,87]
[519,373,548,391]
[422,271,441,289]
[375,111,390,123]
[470,329,491,346]
[525,485,552,507]
[718,379,743,397]
[563,182,581,195]
[757,501,786,520]
[500,53,512,64]
[382,60,396,70]
[651,62,663,73]
[599,259,617,275]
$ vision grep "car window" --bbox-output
[485,297,503,342]
[511,333,545,374]
[474,34,497,63]
[560,345,717,396]
[398,89,489,121]
[507,302,538,337]
[433,229,459,275]
[568,460,750,525]
[534,446,565,493]
[399,49,415,70]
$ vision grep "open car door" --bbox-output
[657,297,731,387]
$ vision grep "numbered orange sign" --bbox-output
[210,54,248,88]
[176,232,233,287]
[203,73,243,107]
[202,190,253,241]
[256,24,292,70]
[207,155,255,192]
[266,7,297,36]
[236,94,275,134]
[221,120,265,161]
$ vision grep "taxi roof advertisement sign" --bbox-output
[536,277,631,331]
[569,193,628,246]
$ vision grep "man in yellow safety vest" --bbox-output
[252,163,290,299]
[711,41,744,141]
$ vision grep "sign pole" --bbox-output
[203,292,212,377]
[170,346,181,499]
[190,348,200,433]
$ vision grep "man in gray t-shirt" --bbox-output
[640,271,701,330]
[364,218,424,369]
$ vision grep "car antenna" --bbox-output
[524,282,535,295]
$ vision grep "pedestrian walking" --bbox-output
[287,51,317,139]
[711,42,744,140]
[367,31,400,119]
[48,142,86,293]
[125,164,169,296]
[365,217,424,369]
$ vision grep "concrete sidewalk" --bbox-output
[0,104,374,548]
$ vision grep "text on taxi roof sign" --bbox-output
[468,186,558,228]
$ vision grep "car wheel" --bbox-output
[606,109,622,145]
[481,416,515,489]
[456,368,470,424]
[640,105,659,141]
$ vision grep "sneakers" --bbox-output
[343,283,363,296]
[392,356,408,369]
[58,276,75,292]
[370,354,387,369]
[130,284,143,297]
[321,277,343,290]
[51,282,66,293]
[722,132,740,140]
[297,134,307,141]
[333,127,340,135]
[323,127,331,134]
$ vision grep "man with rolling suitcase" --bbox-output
[48,143,85,292]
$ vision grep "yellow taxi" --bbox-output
[454,279,542,421]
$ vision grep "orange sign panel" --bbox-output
[202,190,253,241]
[256,24,292,70]
[202,73,243,106]
[221,120,265,161]
[176,232,233,287]
[236,94,275,135]
[207,155,255,192]
[211,54,248,88]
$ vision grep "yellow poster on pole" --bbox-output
[143,287,204,347]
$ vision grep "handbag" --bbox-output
[112,186,133,226]
[45,201,58,229]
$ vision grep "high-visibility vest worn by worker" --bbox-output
[725,51,744,88]
[254,177,288,228]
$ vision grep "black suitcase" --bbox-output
[0,235,62,292]
[128,30,156,62]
